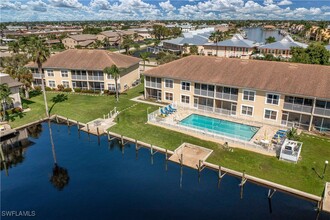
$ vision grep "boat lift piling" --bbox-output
[239,171,247,199]
[268,189,277,213]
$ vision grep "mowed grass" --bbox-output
[9,84,330,195]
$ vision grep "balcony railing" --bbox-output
[71,75,87,80]
[33,73,45,78]
[314,107,330,117]
[214,107,236,116]
[145,81,161,89]
[194,89,214,98]
[215,92,238,101]
[283,102,312,114]
[88,75,104,81]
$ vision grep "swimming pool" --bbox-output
[179,114,259,141]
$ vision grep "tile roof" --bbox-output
[259,35,308,50]
[0,73,22,88]
[69,34,97,41]
[25,49,140,71]
[144,55,330,99]
[163,29,213,46]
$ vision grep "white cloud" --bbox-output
[263,0,273,6]
[159,0,175,12]
[49,0,84,9]
[27,0,47,12]
[0,0,27,10]
[89,0,111,10]
[277,0,292,6]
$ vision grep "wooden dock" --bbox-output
[322,182,330,213]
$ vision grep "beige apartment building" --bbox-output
[144,56,330,132]
[26,49,140,93]
[62,34,97,49]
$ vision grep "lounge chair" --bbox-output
[169,105,177,112]
[165,106,174,113]
[160,108,169,116]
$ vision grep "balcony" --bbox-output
[314,107,330,117]
[214,107,236,116]
[88,75,104,81]
[283,102,312,114]
[33,73,44,78]
[194,89,214,98]
[215,92,238,101]
[71,75,87,80]
[145,81,161,89]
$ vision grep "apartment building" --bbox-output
[62,34,97,49]
[258,35,307,59]
[26,49,140,93]
[144,56,330,132]
[202,34,255,58]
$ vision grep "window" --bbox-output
[48,80,56,88]
[165,79,173,88]
[108,84,116,91]
[165,92,173,101]
[241,105,253,116]
[181,81,190,91]
[61,70,68,77]
[264,109,277,120]
[243,90,255,101]
[47,70,54,77]
[107,74,113,79]
[181,95,190,104]
[62,81,70,88]
[266,93,280,105]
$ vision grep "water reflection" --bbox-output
[27,123,43,139]
[47,121,70,191]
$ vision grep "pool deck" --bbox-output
[323,182,330,213]
[168,143,213,169]
[149,106,286,156]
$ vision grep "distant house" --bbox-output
[0,73,22,109]
[97,30,137,46]
[25,49,141,93]
[162,28,214,54]
[258,35,307,59]
[62,34,97,49]
[203,34,255,58]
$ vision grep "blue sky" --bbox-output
[0,0,329,22]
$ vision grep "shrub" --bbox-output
[57,84,64,91]
[63,88,72,92]
[74,88,82,93]
[34,86,41,91]
[45,87,52,91]
[22,103,29,109]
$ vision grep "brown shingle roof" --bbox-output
[144,56,330,99]
[69,34,97,41]
[25,49,140,71]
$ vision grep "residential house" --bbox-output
[258,35,307,59]
[144,56,330,132]
[26,49,141,93]
[203,34,255,58]
[0,73,22,108]
[62,34,97,49]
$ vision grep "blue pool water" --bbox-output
[1,122,329,220]
[180,114,259,141]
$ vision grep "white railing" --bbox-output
[283,102,312,114]
[33,73,44,78]
[314,107,330,117]
[215,92,238,101]
[145,81,161,89]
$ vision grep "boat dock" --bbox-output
[322,182,330,213]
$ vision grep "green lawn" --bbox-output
[8,84,330,195]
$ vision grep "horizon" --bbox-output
[0,0,330,22]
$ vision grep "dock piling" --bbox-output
[135,140,139,160]
[107,131,110,142]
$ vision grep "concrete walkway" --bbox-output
[130,95,166,107]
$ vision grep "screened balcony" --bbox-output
[283,96,313,114]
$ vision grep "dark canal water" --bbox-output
[1,123,329,220]
[243,27,284,43]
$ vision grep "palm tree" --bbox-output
[140,52,150,71]
[28,40,50,117]
[182,43,189,56]
[8,41,20,54]
[122,35,134,55]
[209,30,227,56]
[103,65,122,102]
[103,37,110,49]
[0,84,13,121]
[15,67,33,99]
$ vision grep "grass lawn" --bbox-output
[8,84,330,195]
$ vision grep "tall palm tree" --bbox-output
[140,52,150,71]
[182,43,189,56]
[15,67,33,99]
[28,40,50,117]
[209,30,227,56]
[103,65,121,102]
[0,84,13,121]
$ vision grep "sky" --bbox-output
[0,0,329,22]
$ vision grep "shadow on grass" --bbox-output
[312,167,322,179]
[29,90,42,98]
[49,94,68,115]
[8,112,26,122]
[22,99,35,105]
